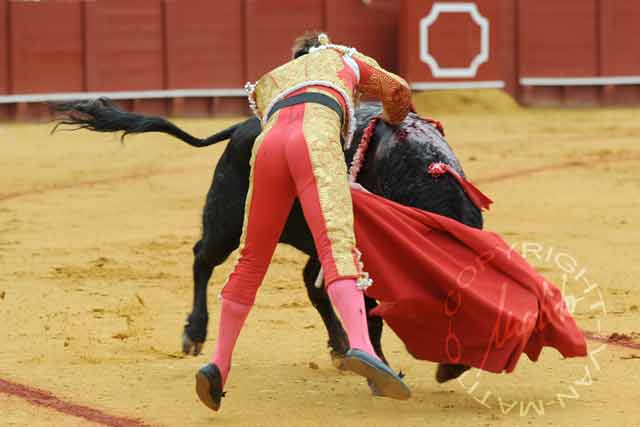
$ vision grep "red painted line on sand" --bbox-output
[0,336,635,427]
[475,155,640,185]
[1,152,638,202]
[0,377,149,426]
[0,164,206,202]
[475,160,586,184]
[473,156,640,184]
[583,331,640,351]
[1,143,637,424]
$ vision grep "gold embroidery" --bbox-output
[254,49,356,138]
[255,49,350,111]
[353,52,411,125]
[302,103,359,278]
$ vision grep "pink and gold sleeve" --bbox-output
[352,53,411,125]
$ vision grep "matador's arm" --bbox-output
[351,53,412,125]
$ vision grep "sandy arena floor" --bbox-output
[1,92,639,426]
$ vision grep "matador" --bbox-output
[195,32,413,412]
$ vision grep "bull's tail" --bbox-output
[51,97,238,147]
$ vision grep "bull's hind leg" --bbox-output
[302,257,349,365]
[303,257,389,368]
[364,296,388,366]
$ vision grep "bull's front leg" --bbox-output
[303,258,389,368]
[363,296,388,366]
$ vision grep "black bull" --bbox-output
[53,99,483,370]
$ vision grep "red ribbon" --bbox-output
[428,162,493,211]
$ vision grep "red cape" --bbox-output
[351,189,587,373]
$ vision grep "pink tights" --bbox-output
[211,298,251,385]
[326,279,378,358]
[212,279,378,386]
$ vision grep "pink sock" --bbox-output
[326,279,378,359]
[211,298,252,386]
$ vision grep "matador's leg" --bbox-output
[285,102,409,400]
[285,103,375,355]
[197,111,296,411]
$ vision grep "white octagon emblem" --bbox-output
[419,2,490,78]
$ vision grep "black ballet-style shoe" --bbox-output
[435,363,470,383]
[195,363,226,412]
[342,348,411,400]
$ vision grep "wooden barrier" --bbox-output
[245,0,324,80]
[8,1,85,119]
[0,0,8,95]
[518,0,600,105]
[325,0,399,71]
[164,0,246,115]
[1,0,640,120]
[599,0,640,104]
[0,1,9,119]
[398,0,516,94]
[517,0,640,106]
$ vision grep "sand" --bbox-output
[1,93,639,426]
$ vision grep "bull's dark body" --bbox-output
[186,103,482,361]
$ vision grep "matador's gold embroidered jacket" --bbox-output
[246,44,412,149]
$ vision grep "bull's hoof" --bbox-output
[183,313,207,355]
[330,349,348,371]
[182,331,204,356]
[435,363,470,383]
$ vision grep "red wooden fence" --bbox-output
[400,0,640,106]
[399,0,518,93]
[1,0,639,120]
[0,1,8,108]
[516,0,640,105]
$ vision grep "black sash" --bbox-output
[266,92,344,128]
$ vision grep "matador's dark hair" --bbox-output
[291,31,330,59]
